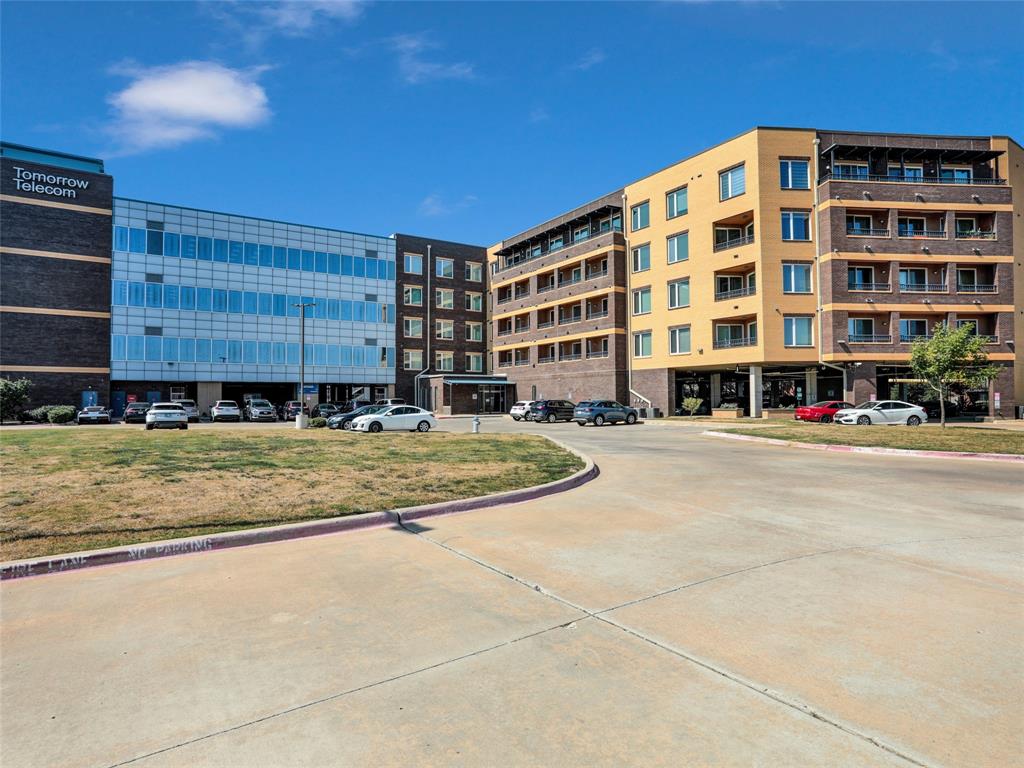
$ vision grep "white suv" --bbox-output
[211,400,241,422]
[146,403,188,431]
[509,401,535,421]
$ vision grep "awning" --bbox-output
[442,378,514,386]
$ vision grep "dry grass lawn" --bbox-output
[0,427,583,561]
[721,422,1024,455]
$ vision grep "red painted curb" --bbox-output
[702,430,1024,464]
[1,437,596,581]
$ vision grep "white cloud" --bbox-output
[107,61,270,154]
[258,0,363,33]
[418,193,478,217]
[572,48,606,71]
[390,34,475,85]
[528,106,549,124]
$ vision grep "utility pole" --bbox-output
[294,300,316,429]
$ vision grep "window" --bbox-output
[719,164,745,200]
[848,318,875,338]
[779,160,809,189]
[243,291,258,315]
[436,257,454,278]
[834,162,868,179]
[163,285,179,309]
[573,224,590,243]
[846,215,873,234]
[404,317,423,338]
[669,325,691,355]
[465,262,482,282]
[631,201,650,231]
[632,287,652,315]
[848,266,874,289]
[466,321,483,342]
[145,283,162,308]
[901,319,929,339]
[435,351,454,371]
[784,316,814,347]
[466,352,484,372]
[436,319,454,340]
[782,263,812,293]
[465,292,483,312]
[781,211,811,241]
[631,244,650,273]
[668,278,690,309]
[667,232,689,263]
[666,187,688,218]
[898,217,927,237]
[899,268,927,288]
[956,319,979,334]
[633,331,652,358]
[404,349,423,370]
[940,167,972,184]
[549,234,564,251]
[228,290,243,314]
[403,286,423,306]
[436,288,454,309]
[888,164,923,179]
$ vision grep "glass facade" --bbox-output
[109,199,396,385]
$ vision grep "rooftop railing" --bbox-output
[820,172,1006,185]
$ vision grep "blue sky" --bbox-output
[2,1,1021,245]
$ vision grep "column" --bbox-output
[749,366,763,418]
[805,370,818,404]
[710,373,722,409]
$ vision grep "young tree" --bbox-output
[681,396,704,417]
[909,323,999,427]
[0,377,32,423]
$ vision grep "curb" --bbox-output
[702,430,1024,464]
[0,436,598,582]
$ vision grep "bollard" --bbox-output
[472,415,481,434]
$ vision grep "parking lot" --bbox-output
[2,418,1022,766]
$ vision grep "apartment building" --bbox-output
[487,192,630,404]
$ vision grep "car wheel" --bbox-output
[180,423,188,430]
[594,414,605,426]
[512,415,521,421]
[577,421,587,427]
[625,413,637,425]
[907,415,921,426]
[417,420,431,432]
[819,415,832,424]
[546,413,556,423]
[146,423,154,430]
[856,415,871,426]
[369,421,383,433]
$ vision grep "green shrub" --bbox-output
[0,378,33,422]
[27,405,57,422]
[47,406,77,424]
[681,397,704,416]
[308,417,328,428]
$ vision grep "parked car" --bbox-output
[173,399,200,423]
[283,401,308,421]
[373,398,406,407]
[244,398,278,422]
[122,402,150,423]
[311,403,342,418]
[351,405,437,433]
[574,401,638,426]
[509,401,535,421]
[529,400,576,423]
[145,402,189,430]
[793,400,855,424]
[328,404,386,430]
[76,405,111,425]
[211,400,241,422]
[921,400,962,419]
[834,400,928,426]
[339,399,371,412]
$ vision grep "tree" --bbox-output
[909,323,999,427]
[681,397,704,417]
[0,377,32,423]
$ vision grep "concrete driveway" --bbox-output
[2,419,1021,767]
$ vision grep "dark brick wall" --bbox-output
[818,179,1011,206]
[631,367,674,415]
[0,252,112,312]
[1,313,110,367]
[393,234,488,403]
[498,333,628,404]
[1,371,110,410]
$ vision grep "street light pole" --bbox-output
[293,301,316,429]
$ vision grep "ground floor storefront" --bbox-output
[417,375,515,415]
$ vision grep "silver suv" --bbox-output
[245,398,277,422]
[146,403,188,431]
[173,399,200,423]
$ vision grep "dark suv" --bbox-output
[122,402,150,423]
[529,400,576,423]
[284,401,309,421]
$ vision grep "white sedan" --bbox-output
[351,405,437,433]
[834,400,928,426]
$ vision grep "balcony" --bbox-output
[585,267,608,280]
[558,275,582,288]
[586,309,609,320]
[848,282,891,292]
[846,227,890,237]
[899,283,947,293]
[537,319,556,329]
[820,171,1006,186]
[560,352,582,361]
[898,229,946,239]
[712,336,757,350]
[957,283,998,294]
[537,282,556,294]
[714,286,756,301]
[847,334,892,344]
[498,360,513,368]
[496,329,513,337]
[713,234,755,252]
[538,354,555,364]
[559,314,582,325]
[514,358,530,367]
[514,324,530,334]
[955,230,997,240]
[496,295,513,305]
[514,288,530,300]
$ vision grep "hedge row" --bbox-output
[20,404,78,424]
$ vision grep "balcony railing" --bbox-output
[955,230,996,239]
[514,289,530,299]
[514,358,530,366]
[536,283,556,294]
[496,329,513,337]
[537,355,555,364]
[586,309,609,320]
[848,282,891,292]
[496,224,623,274]
[714,286,756,301]
[559,315,582,325]
[587,349,609,359]
[820,172,1006,185]
[713,234,755,252]
[957,283,997,293]
[899,283,947,293]
[559,352,582,361]
[496,295,513,305]
[558,275,582,287]
[498,360,513,368]
[900,333,933,343]
[847,334,892,344]
[898,229,946,238]
[537,319,556,329]
[514,325,530,334]
[846,227,890,237]
[586,268,608,280]
[712,336,757,350]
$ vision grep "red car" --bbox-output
[794,400,854,423]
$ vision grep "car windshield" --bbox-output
[84,406,104,412]
[250,400,271,407]
[576,402,592,407]
[216,401,237,407]
[809,401,834,408]
[360,406,386,415]
[854,401,879,410]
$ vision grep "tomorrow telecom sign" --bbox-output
[11,166,91,198]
